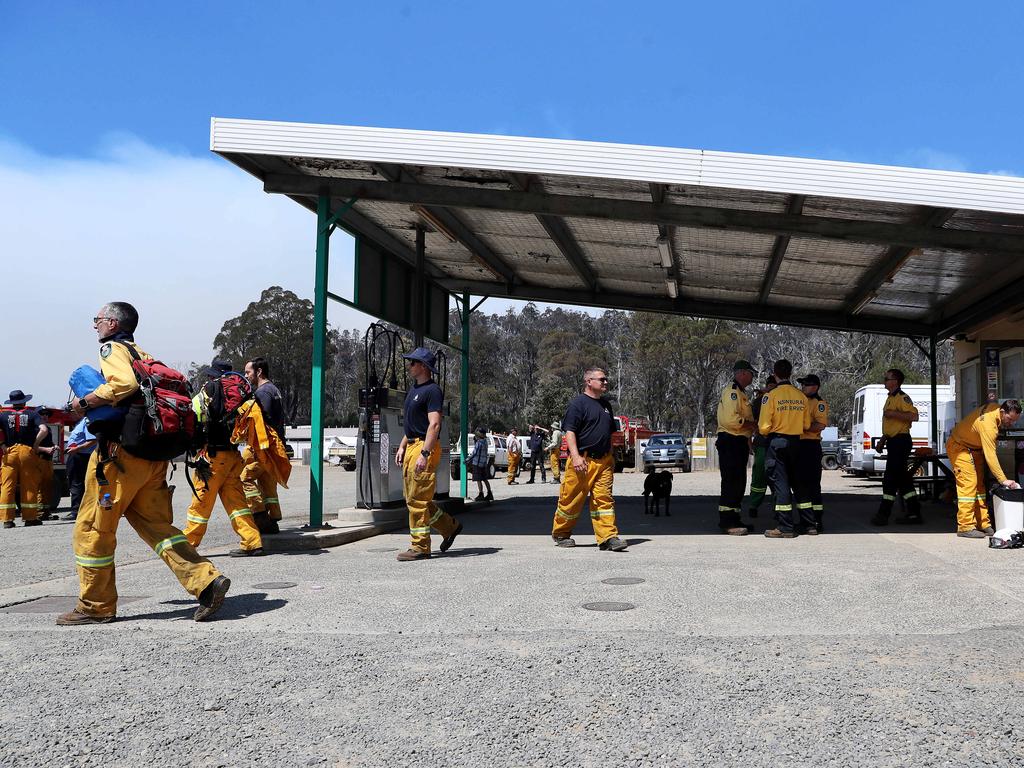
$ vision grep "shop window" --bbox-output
[959,361,980,418]
[1001,349,1023,401]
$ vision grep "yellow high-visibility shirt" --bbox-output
[802,395,829,440]
[882,390,919,437]
[758,382,812,437]
[949,403,1005,483]
[93,340,150,404]
[715,382,754,437]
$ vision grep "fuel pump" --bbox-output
[354,324,451,509]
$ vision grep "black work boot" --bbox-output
[253,511,280,534]
[194,576,231,622]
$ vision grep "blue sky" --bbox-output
[2,1,1022,402]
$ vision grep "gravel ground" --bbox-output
[4,468,1023,767]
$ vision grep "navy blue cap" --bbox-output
[402,347,438,374]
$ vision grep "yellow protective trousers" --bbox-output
[404,438,458,553]
[507,453,520,484]
[948,441,991,532]
[0,445,45,522]
[72,447,221,617]
[552,452,618,544]
[549,449,561,482]
[183,450,262,551]
[241,445,281,521]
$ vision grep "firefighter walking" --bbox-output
[715,360,757,535]
[395,347,462,561]
[182,359,264,556]
[59,302,229,625]
[506,428,521,484]
[0,390,51,528]
[551,366,627,551]
[242,357,288,534]
[870,369,923,526]
[759,359,812,538]
[946,399,1022,538]
[796,374,829,531]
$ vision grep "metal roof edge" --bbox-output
[210,117,1024,215]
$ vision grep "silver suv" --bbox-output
[641,433,691,473]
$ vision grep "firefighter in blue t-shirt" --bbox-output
[0,390,51,528]
[551,366,628,552]
[394,347,463,561]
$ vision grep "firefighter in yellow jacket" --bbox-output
[715,360,757,535]
[0,390,51,528]
[182,359,264,557]
[551,366,627,551]
[947,399,1022,538]
[759,359,812,538]
[871,369,924,527]
[795,374,829,531]
[242,357,288,534]
[59,302,230,625]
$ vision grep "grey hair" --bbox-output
[101,302,139,333]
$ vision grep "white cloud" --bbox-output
[0,134,370,406]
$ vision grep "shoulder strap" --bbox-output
[113,340,142,362]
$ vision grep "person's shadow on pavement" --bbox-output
[126,591,287,622]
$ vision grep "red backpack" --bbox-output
[117,342,197,461]
[208,372,253,427]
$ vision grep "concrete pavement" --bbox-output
[3,467,1024,767]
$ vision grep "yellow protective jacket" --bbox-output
[94,340,150,403]
[949,403,1005,483]
[882,390,919,438]
[232,399,291,487]
[758,382,812,437]
[801,395,829,441]
[715,382,754,437]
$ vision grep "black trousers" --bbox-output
[796,440,823,526]
[66,450,90,513]
[878,433,919,518]
[766,434,803,532]
[716,432,749,527]
[529,446,547,481]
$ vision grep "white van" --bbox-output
[850,384,954,475]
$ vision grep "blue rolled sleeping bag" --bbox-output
[68,365,125,428]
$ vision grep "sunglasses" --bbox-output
[93,316,114,324]
[589,377,609,383]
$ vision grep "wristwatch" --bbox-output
[420,449,431,457]
[77,398,89,411]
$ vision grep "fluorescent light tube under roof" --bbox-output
[656,237,672,268]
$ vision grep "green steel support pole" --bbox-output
[460,291,470,498]
[309,193,331,528]
[930,335,939,449]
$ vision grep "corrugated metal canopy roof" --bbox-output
[211,118,1024,338]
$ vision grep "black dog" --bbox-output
[643,470,673,517]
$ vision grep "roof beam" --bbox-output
[843,207,957,314]
[508,173,599,292]
[373,164,518,287]
[935,256,1024,338]
[757,195,805,304]
[434,278,935,337]
[263,174,1024,257]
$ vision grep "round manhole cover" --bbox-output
[583,601,636,612]
[367,547,399,553]
[252,582,298,590]
[602,577,645,585]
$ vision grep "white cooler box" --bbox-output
[992,487,1024,531]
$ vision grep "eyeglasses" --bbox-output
[93,316,113,324]
[589,377,609,383]
[884,377,896,381]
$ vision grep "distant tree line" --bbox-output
[205,287,953,437]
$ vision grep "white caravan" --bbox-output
[850,384,954,475]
